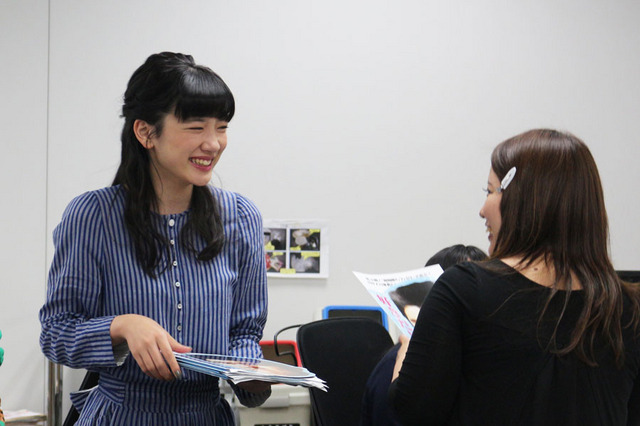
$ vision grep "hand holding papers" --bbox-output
[175,353,328,392]
[354,265,444,336]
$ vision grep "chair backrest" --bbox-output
[617,270,640,283]
[296,317,394,426]
[321,305,389,330]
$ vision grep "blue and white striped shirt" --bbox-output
[39,185,269,425]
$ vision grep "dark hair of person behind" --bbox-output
[489,128,640,366]
[390,281,433,316]
[391,245,487,315]
[112,52,235,277]
[425,244,488,269]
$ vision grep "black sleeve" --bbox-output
[628,364,640,425]
[389,265,477,425]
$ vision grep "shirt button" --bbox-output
[175,282,181,288]
[177,325,182,331]
[170,239,175,246]
[169,219,175,227]
[177,303,182,310]
[173,260,178,267]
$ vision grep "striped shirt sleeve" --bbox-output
[227,193,268,360]
[39,192,127,368]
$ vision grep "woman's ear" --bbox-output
[133,119,155,149]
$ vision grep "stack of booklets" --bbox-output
[3,409,47,423]
[175,353,328,391]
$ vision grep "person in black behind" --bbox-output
[390,129,640,425]
[360,245,487,426]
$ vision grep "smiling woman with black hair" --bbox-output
[39,52,270,425]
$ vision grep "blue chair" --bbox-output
[321,305,389,330]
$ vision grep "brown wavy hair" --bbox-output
[490,129,640,366]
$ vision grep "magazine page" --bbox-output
[354,265,444,336]
[3,409,47,422]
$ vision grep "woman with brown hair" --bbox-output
[390,129,640,425]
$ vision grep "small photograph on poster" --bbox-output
[263,220,329,278]
[290,252,321,273]
[266,252,286,273]
[290,229,321,251]
[264,228,287,251]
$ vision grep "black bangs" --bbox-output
[173,66,235,122]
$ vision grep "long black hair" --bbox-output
[112,52,235,277]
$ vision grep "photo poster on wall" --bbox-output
[263,220,329,278]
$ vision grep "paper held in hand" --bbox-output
[175,353,328,392]
[354,264,444,336]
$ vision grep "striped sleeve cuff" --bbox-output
[112,341,130,366]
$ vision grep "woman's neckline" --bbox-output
[150,209,190,218]
[495,258,584,291]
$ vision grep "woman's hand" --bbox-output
[392,334,411,382]
[110,314,191,381]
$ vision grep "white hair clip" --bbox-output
[497,167,516,193]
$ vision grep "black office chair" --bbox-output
[62,370,99,426]
[295,317,394,426]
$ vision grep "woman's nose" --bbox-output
[202,132,221,151]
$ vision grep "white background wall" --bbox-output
[1,0,639,419]
[0,0,50,415]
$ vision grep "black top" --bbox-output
[389,260,640,425]
[361,344,402,426]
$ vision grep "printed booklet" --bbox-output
[354,265,444,336]
[175,353,328,391]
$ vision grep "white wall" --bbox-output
[2,0,639,419]
[0,0,49,414]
